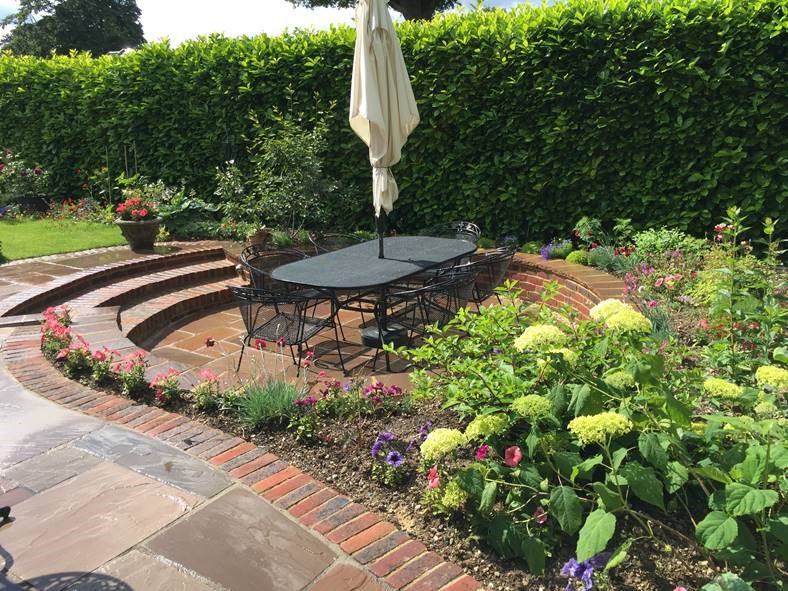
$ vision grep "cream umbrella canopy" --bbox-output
[349,0,420,258]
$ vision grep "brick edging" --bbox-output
[506,253,626,317]
[0,327,483,591]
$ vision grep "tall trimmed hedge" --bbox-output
[0,0,785,238]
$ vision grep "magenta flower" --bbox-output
[475,444,490,460]
[647,300,658,308]
[533,506,548,524]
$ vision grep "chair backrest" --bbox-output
[239,247,308,291]
[228,285,314,346]
[308,233,365,255]
[420,221,481,244]
[467,245,516,303]
[391,267,477,332]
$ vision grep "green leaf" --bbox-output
[724,483,778,516]
[592,482,624,512]
[700,572,755,591]
[550,486,582,535]
[696,511,738,550]
[456,468,485,497]
[692,465,732,484]
[611,446,628,470]
[520,534,546,575]
[772,346,788,364]
[571,454,602,483]
[736,445,766,486]
[638,432,668,469]
[576,509,616,562]
[604,537,633,571]
[479,481,497,514]
[620,462,665,510]
[665,461,689,493]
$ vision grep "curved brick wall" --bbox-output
[506,254,626,318]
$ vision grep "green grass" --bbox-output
[0,218,125,260]
[238,380,303,428]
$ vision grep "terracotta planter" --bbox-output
[247,228,270,247]
[116,217,161,251]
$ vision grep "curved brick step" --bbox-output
[122,278,246,345]
[68,259,238,310]
[0,244,227,317]
[1,328,483,591]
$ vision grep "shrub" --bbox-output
[238,380,302,428]
[565,250,588,265]
[633,228,707,258]
[539,239,573,260]
[0,0,783,238]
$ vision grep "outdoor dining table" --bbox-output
[270,235,477,344]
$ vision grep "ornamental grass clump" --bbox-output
[568,412,633,447]
[514,324,568,351]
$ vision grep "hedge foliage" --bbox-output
[0,0,785,238]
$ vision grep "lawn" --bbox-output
[0,218,125,260]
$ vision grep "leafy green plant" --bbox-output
[398,281,786,585]
[112,351,149,397]
[633,228,707,258]
[565,250,588,265]
[238,380,302,428]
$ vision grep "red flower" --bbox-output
[116,204,127,213]
[276,336,287,347]
[130,209,139,217]
[33,167,42,176]
[504,446,522,467]
[254,338,266,350]
[427,465,440,489]
[533,506,548,525]
[138,208,148,218]
[697,318,710,330]
[205,337,216,348]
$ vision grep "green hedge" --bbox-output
[0,0,785,238]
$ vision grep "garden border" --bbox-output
[1,325,483,591]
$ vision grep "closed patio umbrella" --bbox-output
[349,0,420,258]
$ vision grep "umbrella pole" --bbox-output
[376,212,386,258]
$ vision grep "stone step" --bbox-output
[122,278,246,345]
[68,259,238,311]
[0,244,228,317]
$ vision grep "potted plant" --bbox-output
[115,193,160,251]
[0,149,50,212]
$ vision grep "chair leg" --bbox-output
[236,343,245,373]
[333,322,347,375]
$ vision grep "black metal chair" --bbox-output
[420,221,482,244]
[238,246,309,292]
[462,245,516,305]
[361,268,477,370]
[308,233,366,255]
[229,285,346,375]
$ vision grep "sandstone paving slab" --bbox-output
[309,563,386,591]
[72,549,218,591]
[0,371,100,469]
[73,425,231,498]
[146,487,336,591]
[0,461,199,591]
[2,446,101,493]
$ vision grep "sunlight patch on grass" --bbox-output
[0,218,125,260]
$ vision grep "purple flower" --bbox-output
[560,553,611,591]
[378,431,395,442]
[386,450,404,467]
[370,439,384,457]
[540,243,552,260]
[491,347,503,355]
[561,558,581,578]
[342,382,351,392]
[418,421,432,441]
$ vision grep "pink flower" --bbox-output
[92,350,107,362]
[647,300,658,308]
[276,336,287,347]
[674,587,687,591]
[697,318,710,330]
[504,446,522,467]
[427,465,440,489]
[475,444,490,460]
[198,369,218,382]
[654,277,664,288]
[254,338,266,350]
[533,506,548,524]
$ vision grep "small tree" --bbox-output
[286,0,457,21]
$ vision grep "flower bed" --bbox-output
[38,213,786,590]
